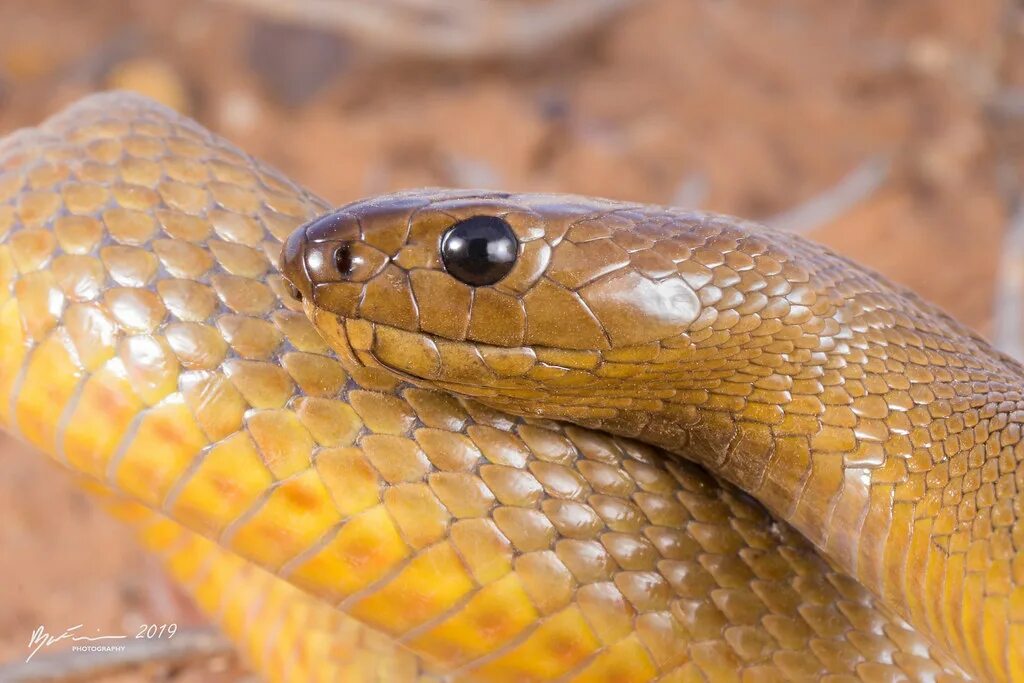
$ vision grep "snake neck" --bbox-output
[465,258,1024,653]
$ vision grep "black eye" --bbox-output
[335,243,353,276]
[440,216,518,286]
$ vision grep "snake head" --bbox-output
[281,189,779,424]
[279,188,859,446]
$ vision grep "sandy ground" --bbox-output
[0,0,1022,678]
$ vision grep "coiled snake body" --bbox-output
[1,93,1019,682]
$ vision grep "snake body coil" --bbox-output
[0,93,1008,682]
[284,191,1024,681]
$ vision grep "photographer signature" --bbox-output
[26,624,127,663]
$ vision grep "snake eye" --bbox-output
[440,216,518,286]
[335,243,353,276]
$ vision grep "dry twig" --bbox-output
[212,0,640,60]
[765,156,891,234]
[993,197,1024,360]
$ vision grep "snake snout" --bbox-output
[279,228,313,303]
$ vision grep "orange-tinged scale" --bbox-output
[571,634,659,683]
[118,155,162,188]
[962,571,987,678]
[179,372,245,441]
[1011,621,1024,682]
[350,389,418,435]
[898,512,934,635]
[213,273,277,315]
[224,358,295,408]
[272,310,330,353]
[218,314,284,359]
[293,397,363,447]
[982,594,1009,683]
[209,180,262,214]
[208,239,269,278]
[14,270,63,342]
[156,209,211,242]
[105,287,167,332]
[14,328,82,453]
[103,206,156,244]
[113,401,207,507]
[349,541,476,635]
[450,518,514,584]
[16,189,61,226]
[281,352,348,397]
[247,408,316,478]
[100,245,159,286]
[289,505,410,601]
[229,467,343,570]
[166,322,229,371]
[51,254,106,302]
[118,334,179,405]
[941,551,968,671]
[153,238,215,278]
[409,572,540,667]
[158,178,209,214]
[62,366,144,479]
[157,279,218,322]
[471,605,602,682]
[169,431,274,537]
[920,542,952,662]
[362,433,431,484]
[210,209,264,244]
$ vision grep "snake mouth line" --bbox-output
[321,315,621,404]
[310,314,493,399]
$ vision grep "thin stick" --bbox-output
[0,627,234,682]
[211,0,639,60]
[993,197,1024,359]
[671,172,710,209]
[765,156,891,234]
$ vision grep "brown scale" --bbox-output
[285,189,1024,681]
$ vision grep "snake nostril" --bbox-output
[286,280,303,301]
[335,243,353,277]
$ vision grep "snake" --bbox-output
[0,91,1014,682]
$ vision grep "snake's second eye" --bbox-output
[440,215,518,286]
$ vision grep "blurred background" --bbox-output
[0,0,1022,679]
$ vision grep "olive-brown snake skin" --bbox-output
[1,92,1015,682]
